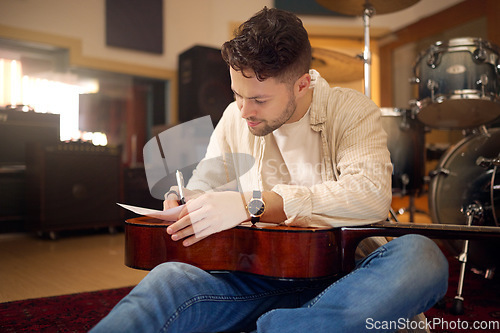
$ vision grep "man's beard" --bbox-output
[247,97,297,136]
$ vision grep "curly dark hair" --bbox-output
[221,7,311,83]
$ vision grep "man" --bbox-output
[92,7,447,332]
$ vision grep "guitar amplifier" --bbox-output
[0,108,60,165]
[26,142,123,235]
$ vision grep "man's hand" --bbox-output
[163,187,202,210]
[166,191,250,247]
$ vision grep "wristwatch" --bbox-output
[247,190,265,224]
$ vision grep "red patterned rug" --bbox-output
[424,254,500,333]
[0,286,133,332]
[1,256,499,332]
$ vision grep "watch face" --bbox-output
[248,199,265,217]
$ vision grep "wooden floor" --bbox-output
[0,229,148,303]
[390,194,432,224]
[0,195,432,304]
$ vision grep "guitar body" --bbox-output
[125,217,340,279]
[125,217,500,279]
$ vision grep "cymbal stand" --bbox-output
[388,207,400,222]
[451,202,483,315]
[362,6,375,99]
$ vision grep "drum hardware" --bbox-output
[388,207,400,223]
[400,174,409,192]
[426,79,438,102]
[451,202,484,315]
[399,109,412,131]
[476,154,500,168]
[428,167,450,178]
[395,194,429,223]
[473,42,488,63]
[408,76,420,84]
[471,266,496,280]
[462,124,489,138]
[426,45,442,68]
[395,172,431,223]
[485,268,495,279]
[408,99,430,129]
[478,74,489,96]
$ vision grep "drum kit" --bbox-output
[316,0,500,315]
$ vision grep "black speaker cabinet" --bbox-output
[26,143,123,236]
[178,45,233,126]
[0,108,60,165]
[0,167,26,232]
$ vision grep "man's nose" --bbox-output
[239,100,256,119]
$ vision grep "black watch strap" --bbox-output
[251,190,261,224]
[249,190,264,224]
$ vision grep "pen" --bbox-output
[176,170,186,204]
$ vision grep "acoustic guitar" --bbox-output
[125,217,500,280]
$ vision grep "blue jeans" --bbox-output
[90,234,448,333]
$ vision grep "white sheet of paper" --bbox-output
[117,203,183,221]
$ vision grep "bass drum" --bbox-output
[429,128,500,269]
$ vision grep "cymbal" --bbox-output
[311,48,363,83]
[315,0,420,16]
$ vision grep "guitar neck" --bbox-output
[373,221,500,235]
[337,221,500,274]
[340,220,500,244]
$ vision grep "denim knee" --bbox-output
[400,234,447,274]
[140,262,208,292]
[149,261,200,277]
[392,234,449,294]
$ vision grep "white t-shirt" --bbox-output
[262,109,323,189]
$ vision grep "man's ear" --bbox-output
[295,73,311,97]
